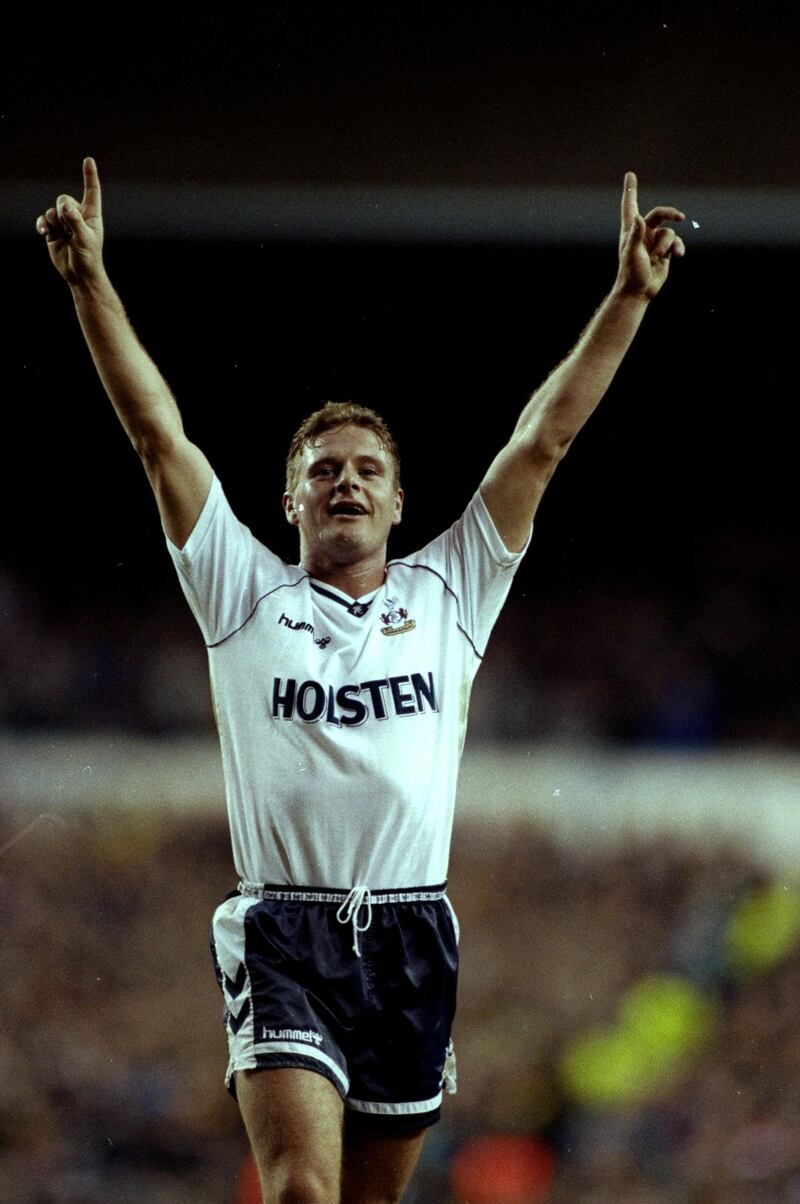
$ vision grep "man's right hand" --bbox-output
[36,157,104,287]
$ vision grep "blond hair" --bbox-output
[285,401,401,492]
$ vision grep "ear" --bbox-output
[283,491,301,527]
[392,487,404,526]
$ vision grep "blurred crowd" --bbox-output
[2,808,799,1202]
[3,519,799,1199]
[2,524,799,747]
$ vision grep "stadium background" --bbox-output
[3,5,800,1202]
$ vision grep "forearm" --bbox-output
[70,269,185,456]
[480,173,683,552]
[513,284,649,463]
[480,284,650,551]
[39,161,214,547]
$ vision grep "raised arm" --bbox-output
[36,158,213,548]
[480,171,685,551]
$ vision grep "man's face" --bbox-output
[283,424,403,569]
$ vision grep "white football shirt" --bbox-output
[168,476,528,889]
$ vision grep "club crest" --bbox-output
[380,597,416,637]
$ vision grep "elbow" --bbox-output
[518,429,573,476]
[541,433,574,466]
[513,409,575,470]
[132,426,182,469]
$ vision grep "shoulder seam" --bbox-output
[388,561,482,660]
[207,576,308,649]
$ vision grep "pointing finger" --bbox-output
[81,156,102,220]
[622,211,646,255]
[621,171,639,232]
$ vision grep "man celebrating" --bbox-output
[37,160,684,1204]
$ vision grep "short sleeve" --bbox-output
[167,475,293,646]
[393,489,531,656]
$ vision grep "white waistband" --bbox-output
[237,882,447,959]
[237,882,446,904]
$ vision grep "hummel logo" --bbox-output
[262,1027,324,1046]
[279,613,331,649]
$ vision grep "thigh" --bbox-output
[342,1128,427,1204]
[236,1066,344,1203]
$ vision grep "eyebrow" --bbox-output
[306,453,386,474]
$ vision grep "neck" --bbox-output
[302,549,387,600]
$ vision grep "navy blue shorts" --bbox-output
[210,883,459,1132]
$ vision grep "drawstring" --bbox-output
[235,882,447,958]
[336,886,372,957]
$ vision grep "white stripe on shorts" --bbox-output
[251,1041,350,1094]
[347,1090,443,1116]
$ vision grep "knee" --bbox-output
[279,1174,329,1204]
[341,1191,403,1204]
[262,1164,337,1204]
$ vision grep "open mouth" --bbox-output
[328,502,367,517]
